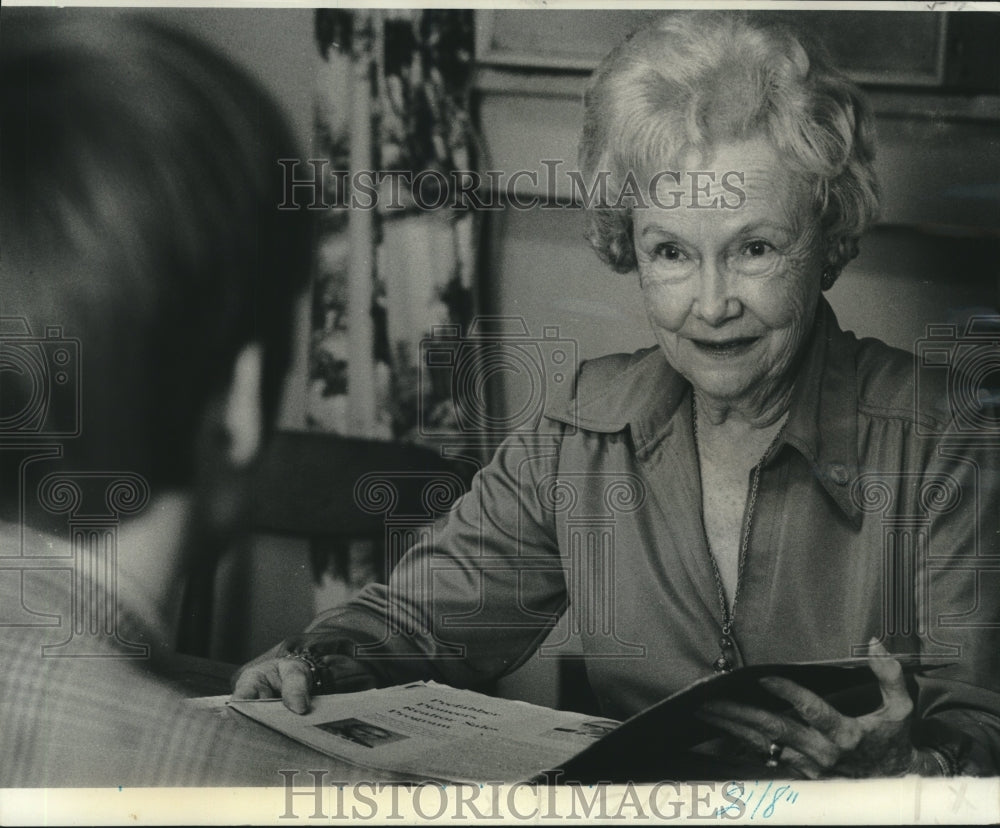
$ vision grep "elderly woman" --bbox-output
[236,12,1000,778]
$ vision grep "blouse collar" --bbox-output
[544,298,863,524]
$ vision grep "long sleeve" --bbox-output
[300,430,570,689]
[0,569,354,786]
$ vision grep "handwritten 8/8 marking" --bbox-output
[716,781,800,819]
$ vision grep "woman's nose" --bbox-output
[693,261,736,325]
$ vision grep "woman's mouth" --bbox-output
[690,336,760,357]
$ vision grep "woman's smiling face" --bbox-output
[632,137,825,418]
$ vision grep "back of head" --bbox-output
[0,9,312,507]
[580,11,879,277]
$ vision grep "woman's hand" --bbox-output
[231,635,378,714]
[232,650,317,714]
[696,640,929,778]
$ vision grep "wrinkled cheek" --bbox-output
[639,280,688,333]
[756,298,805,331]
[763,301,815,376]
[748,269,818,330]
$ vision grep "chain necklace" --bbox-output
[692,399,786,673]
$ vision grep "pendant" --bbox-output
[714,631,735,673]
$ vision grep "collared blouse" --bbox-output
[307,300,1000,774]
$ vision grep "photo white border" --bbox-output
[2,0,999,824]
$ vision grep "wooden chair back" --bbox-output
[177,429,470,656]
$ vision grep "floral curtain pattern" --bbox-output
[308,9,477,443]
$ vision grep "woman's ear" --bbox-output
[223,342,264,469]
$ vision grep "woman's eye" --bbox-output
[654,243,686,262]
[742,240,773,257]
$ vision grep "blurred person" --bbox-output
[0,9,326,785]
[235,11,1000,778]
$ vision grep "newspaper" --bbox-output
[225,657,940,784]
[228,681,620,783]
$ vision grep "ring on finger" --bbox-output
[765,741,784,768]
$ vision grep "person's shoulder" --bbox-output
[578,348,658,386]
[850,333,951,431]
[544,346,662,426]
[0,520,69,612]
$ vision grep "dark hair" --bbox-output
[0,10,312,492]
[579,11,879,281]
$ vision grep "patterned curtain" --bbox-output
[306,10,477,597]
[308,9,477,442]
